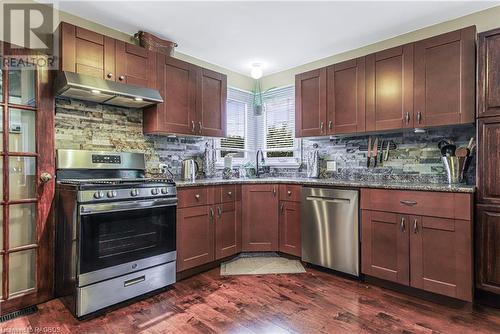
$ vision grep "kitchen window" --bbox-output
[217,87,254,165]
[263,85,300,166]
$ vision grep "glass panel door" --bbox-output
[1,49,54,313]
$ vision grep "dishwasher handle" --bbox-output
[305,196,351,204]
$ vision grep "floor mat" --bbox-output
[221,253,306,276]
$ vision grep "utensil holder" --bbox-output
[441,156,472,184]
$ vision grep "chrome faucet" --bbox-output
[256,149,265,178]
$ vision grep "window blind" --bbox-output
[218,87,254,161]
[262,85,299,161]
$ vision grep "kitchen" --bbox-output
[1,1,500,333]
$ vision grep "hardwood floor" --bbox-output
[2,267,500,333]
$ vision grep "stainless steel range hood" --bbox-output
[54,71,163,108]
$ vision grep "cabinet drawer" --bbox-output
[279,184,302,202]
[177,187,211,208]
[361,188,472,220]
[217,185,238,203]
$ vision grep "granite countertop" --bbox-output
[174,177,476,193]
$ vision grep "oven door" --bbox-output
[78,198,176,286]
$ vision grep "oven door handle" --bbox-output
[80,198,177,215]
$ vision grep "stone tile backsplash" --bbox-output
[55,98,476,184]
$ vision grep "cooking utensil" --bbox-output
[440,144,456,157]
[384,140,391,161]
[367,137,372,168]
[379,140,385,163]
[437,140,450,150]
[455,146,469,158]
[373,137,379,167]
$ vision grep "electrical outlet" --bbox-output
[326,161,337,172]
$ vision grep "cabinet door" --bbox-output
[476,205,500,295]
[414,27,475,127]
[242,185,279,251]
[279,201,301,257]
[410,216,472,301]
[115,41,151,87]
[197,68,227,137]
[327,58,365,135]
[361,210,409,285]
[366,45,414,131]
[478,28,500,118]
[177,206,214,272]
[59,22,115,80]
[478,116,500,205]
[215,202,241,260]
[144,55,197,135]
[295,68,327,137]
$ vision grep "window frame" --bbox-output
[262,85,301,167]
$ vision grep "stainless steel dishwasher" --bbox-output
[301,187,359,276]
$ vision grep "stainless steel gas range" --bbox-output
[55,149,177,318]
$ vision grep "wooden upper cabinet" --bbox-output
[476,205,500,295]
[115,41,152,87]
[326,58,366,134]
[414,26,476,127]
[242,184,279,251]
[361,210,410,285]
[478,28,500,118]
[144,55,197,135]
[295,68,327,137]
[478,116,500,205]
[410,216,472,301]
[143,58,227,137]
[59,22,115,80]
[366,44,414,131]
[59,22,152,87]
[197,68,227,137]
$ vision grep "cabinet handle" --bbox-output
[273,187,276,197]
[405,112,410,124]
[217,206,222,218]
[191,121,195,133]
[320,122,324,133]
[106,73,113,79]
[417,111,422,124]
[400,217,406,232]
[227,191,232,196]
[280,203,284,213]
[287,190,292,196]
[198,121,202,134]
[328,120,333,130]
[209,208,214,223]
[118,75,125,81]
[195,194,200,200]
[400,200,417,206]
[413,219,418,234]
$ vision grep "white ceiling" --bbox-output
[51,1,499,77]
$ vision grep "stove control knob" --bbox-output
[107,190,117,198]
[161,187,168,194]
[151,188,159,195]
[94,191,104,199]
[130,189,139,197]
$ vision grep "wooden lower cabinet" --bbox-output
[476,205,500,295]
[410,216,472,301]
[279,201,301,257]
[215,201,242,260]
[361,209,472,301]
[177,205,215,272]
[242,184,279,251]
[361,210,410,285]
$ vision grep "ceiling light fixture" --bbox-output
[134,97,144,102]
[90,89,101,94]
[250,63,263,80]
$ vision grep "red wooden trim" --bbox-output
[6,199,38,204]
[5,104,37,112]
